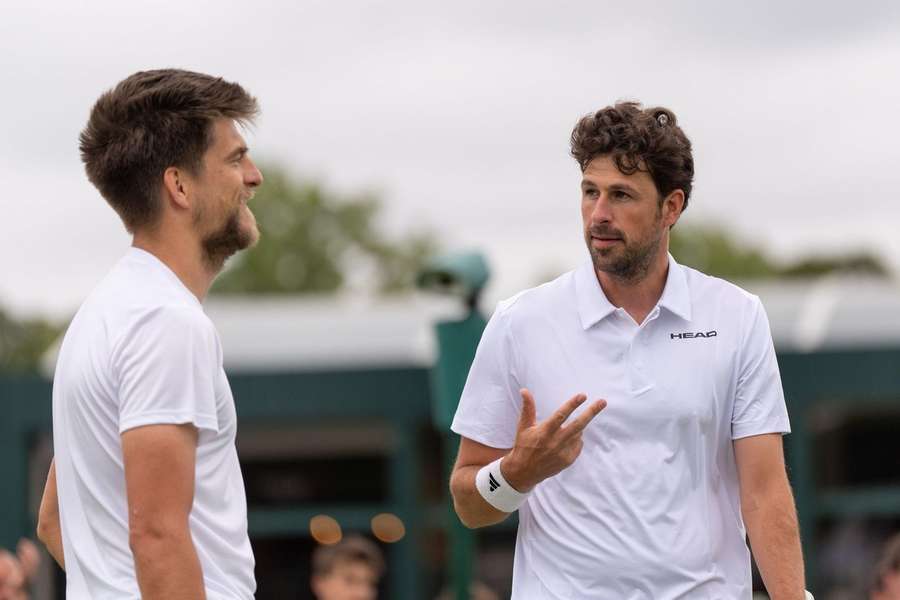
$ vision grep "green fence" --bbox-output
[2,346,900,596]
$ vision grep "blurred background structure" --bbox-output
[3,1,900,598]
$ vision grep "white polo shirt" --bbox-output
[52,248,255,599]
[451,255,790,599]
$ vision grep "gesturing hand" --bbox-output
[0,538,39,600]
[500,388,607,493]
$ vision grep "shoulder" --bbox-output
[95,254,214,337]
[492,269,576,325]
[111,301,216,363]
[681,263,762,311]
[679,264,767,340]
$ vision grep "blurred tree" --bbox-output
[670,226,777,279]
[779,253,889,278]
[213,166,437,295]
[670,225,890,279]
[0,307,62,373]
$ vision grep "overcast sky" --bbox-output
[2,0,899,318]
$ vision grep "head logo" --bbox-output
[670,331,718,339]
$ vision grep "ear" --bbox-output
[161,166,192,211]
[661,189,685,229]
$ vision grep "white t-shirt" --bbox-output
[451,256,790,600]
[52,247,255,599]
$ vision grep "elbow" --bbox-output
[453,502,482,530]
[128,519,189,558]
[36,509,58,547]
[449,474,485,530]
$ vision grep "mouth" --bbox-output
[590,236,622,248]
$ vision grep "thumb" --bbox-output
[16,539,39,581]
[518,388,537,431]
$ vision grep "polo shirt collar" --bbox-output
[574,254,692,330]
[658,254,692,322]
[574,260,617,329]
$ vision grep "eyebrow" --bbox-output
[580,180,640,195]
[609,183,639,194]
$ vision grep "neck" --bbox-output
[132,228,218,302]
[596,248,670,325]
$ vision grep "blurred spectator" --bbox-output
[0,539,39,600]
[871,533,900,600]
[311,536,385,600]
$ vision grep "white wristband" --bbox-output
[476,457,530,513]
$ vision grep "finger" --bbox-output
[517,388,537,432]
[15,539,39,581]
[559,399,607,439]
[544,393,587,431]
[0,552,14,583]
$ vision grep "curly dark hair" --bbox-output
[79,69,259,233]
[570,101,694,211]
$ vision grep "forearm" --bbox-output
[450,464,512,529]
[36,521,65,571]
[131,531,205,600]
[743,484,805,600]
[37,460,65,570]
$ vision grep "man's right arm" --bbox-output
[37,459,65,570]
[450,389,606,529]
[449,439,511,528]
[122,423,205,600]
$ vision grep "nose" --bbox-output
[245,159,263,188]
[590,192,612,224]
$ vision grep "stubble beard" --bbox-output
[199,205,258,272]
[586,216,665,284]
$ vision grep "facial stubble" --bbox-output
[586,205,665,284]
[200,203,257,272]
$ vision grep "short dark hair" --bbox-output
[570,101,694,211]
[79,69,259,233]
[312,536,385,578]
[870,533,900,595]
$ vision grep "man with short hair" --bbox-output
[311,536,385,600]
[36,69,263,599]
[449,102,807,598]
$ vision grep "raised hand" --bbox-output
[0,538,39,600]
[500,388,606,492]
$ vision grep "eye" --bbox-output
[612,190,631,200]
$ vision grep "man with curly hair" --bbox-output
[449,102,807,598]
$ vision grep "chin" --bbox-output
[239,214,260,248]
[239,226,260,249]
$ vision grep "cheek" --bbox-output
[581,200,595,223]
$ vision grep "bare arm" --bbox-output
[36,459,65,570]
[123,424,205,600]
[449,438,510,528]
[449,389,606,529]
[735,433,806,600]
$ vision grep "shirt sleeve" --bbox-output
[113,305,220,434]
[450,303,522,449]
[731,296,791,440]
